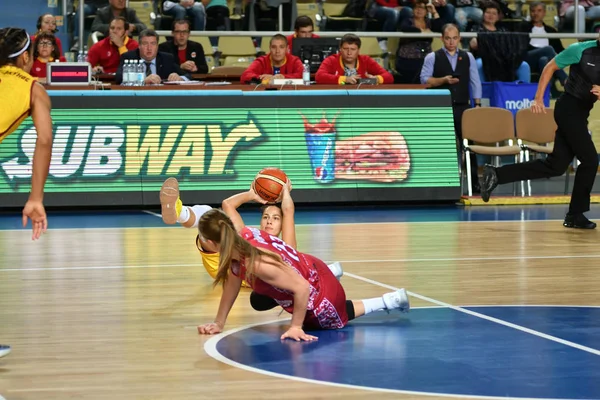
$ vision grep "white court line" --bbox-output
[345,272,600,357]
[204,307,592,400]
[2,252,600,273]
[142,210,162,218]
[0,263,199,272]
[0,216,574,233]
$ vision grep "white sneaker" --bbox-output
[0,344,11,358]
[382,289,410,313]
[327,262,343,280]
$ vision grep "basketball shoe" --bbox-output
[160,177,182,225]
[382,289,410,313]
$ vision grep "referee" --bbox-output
[480,40,600,229]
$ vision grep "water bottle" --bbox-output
[130,60,139,86]
[303,60,310,86]
[83,46,88,63]
[77,50,83,63]
[122,60,130,86]
[137,60,145,86]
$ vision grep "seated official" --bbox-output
[116,29,188,84]
[286,15,319,53]
[240,34,303,84]
[158,19,208,74]
[88,17,139,74]
[33,14,64,56]
[30,33,67,79]
[315,33,393,85]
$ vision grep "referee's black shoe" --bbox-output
[563,213,597,229]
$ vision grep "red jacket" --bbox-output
[315,54,393,85]
[240,54,304,83]
[88,36,139,73]
[286,33,320,53]
[30,56,67,78]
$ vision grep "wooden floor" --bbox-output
[0,210,599,400]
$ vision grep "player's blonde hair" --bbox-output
[198,209,286,287]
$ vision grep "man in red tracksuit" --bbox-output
[315,33,393,85]
[240,34,303,85]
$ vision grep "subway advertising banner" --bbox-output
[0,90,461,207]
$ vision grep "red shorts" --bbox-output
[301,255,349,330]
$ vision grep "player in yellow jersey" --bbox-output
[0,28,54,360]
[159,177,343,310]
[0,27,53,241]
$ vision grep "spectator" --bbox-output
[204,0,230,31]
[559,0,600,33]
[91,0,147,37]
[73,0,110,45]
[115,29,188,84]
[402,0,456,26]
[395,0,443,83]
[88,17,139,74]
[470,2,530,82]
[452,0,483,31]
[369,0,412,52]
[33,14,64,56]
[316,33,393,85]
[158,19,208,73]
[240,34,303,84]
[287,15,319,52]
[162,0,207,31]
[520,1,567,91]
[30,33,67,79]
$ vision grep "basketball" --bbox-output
[254,167,288,203]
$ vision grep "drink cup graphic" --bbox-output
[301,113,338,183]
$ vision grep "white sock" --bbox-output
[362,297,386,315]
[177,206,191,224]
[189,205,212,228]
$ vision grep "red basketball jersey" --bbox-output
[233,226,348,329]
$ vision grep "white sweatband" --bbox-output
[9,33,30,59]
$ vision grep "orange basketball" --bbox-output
[254,167,288,203]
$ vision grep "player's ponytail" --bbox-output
[0,28,31,68]
[199,208,288,288]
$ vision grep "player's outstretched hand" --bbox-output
[281,326,318,342]
[198,322,223,335]
[22,200,47,241]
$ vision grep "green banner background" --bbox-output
[0,107,459,193]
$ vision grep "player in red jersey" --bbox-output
[197,193,410,341]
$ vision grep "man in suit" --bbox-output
[116,29,188,84]
[91,0,147,37]
[158,19,208,74]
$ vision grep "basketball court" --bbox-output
[1,204,599,400]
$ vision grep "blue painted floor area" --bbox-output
[216,307,600,399]
[0,204,594,230]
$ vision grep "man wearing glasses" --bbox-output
[159,19,208,74]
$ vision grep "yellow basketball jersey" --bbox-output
[196,236,250,288]
[0,65,35,143]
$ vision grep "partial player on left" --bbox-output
[0,27,55,360]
